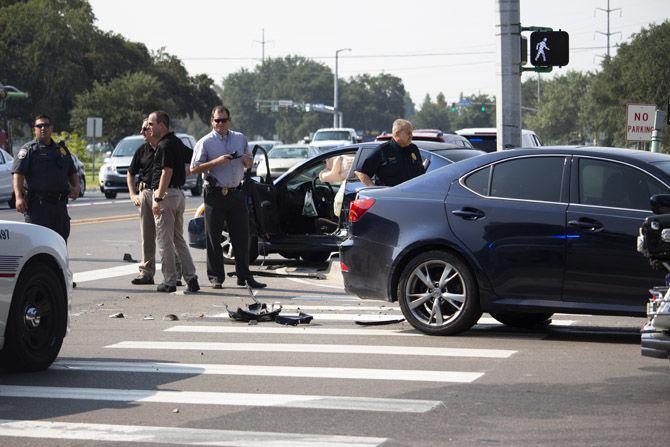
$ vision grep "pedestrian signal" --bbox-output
[530,31,569,67]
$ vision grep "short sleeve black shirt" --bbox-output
[151,132,186,189]
[12,139,76,194]
[128,142,155,184]
[359,140,425,187]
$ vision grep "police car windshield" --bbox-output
[113,138,143,157]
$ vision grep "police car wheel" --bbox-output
[397,250,481,336]
[0,261,67,372]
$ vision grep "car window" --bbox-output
[490,156,565,202]
[180,137,193,149]
[464,135,497,152]
[113,138,143,157]
[578,158,667,210]
[464,166,490,195]
[270,147,309,159]
[313,131,351,141]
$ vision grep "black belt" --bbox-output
[30,191,68,202]
[208,184,242,196]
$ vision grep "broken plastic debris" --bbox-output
[227,302,282,322]
[163,314,179,321]
[172,408,180,413]
[123,253,138,263]
[275,312,314,326]
[355,318,405,326]
[143,315,154,320]
[109,312,124,318]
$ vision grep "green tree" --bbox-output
[413,93,451,131]
[69,72,177,145]
[525,71,593,144]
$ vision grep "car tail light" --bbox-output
[340,261,349,272]
[349,197,376,222]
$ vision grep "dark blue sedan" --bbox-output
[340,147,670,335]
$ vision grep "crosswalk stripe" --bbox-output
[0,385,441,413]
[0,419,387,447]
[165,325,423,337]
[73,264,140,283]
[477,317,575,326]
[106,341,516,358]
[53,360,483,383]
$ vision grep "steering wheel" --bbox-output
[311,178,336,218]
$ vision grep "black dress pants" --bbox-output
[204,188,250,283]
[26,197,70,242]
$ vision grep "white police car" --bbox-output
[0,220,71,371]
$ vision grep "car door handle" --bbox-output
[452,208,485,221]
[568,219,604,232]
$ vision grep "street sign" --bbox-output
[86,117,102,138]
[530,31,569,67]
[626,104,656,142]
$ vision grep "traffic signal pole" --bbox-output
[495,0,522,150]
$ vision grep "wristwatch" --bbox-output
[154,196,163,202]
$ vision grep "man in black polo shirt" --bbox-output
[148,110,199,293]
[355,119,424,187]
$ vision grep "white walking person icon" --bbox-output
[535,37,550,62]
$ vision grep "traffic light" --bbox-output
[450,103,457,113]
[530,31,569,67]
[481,103,486,112]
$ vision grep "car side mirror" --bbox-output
[650,194,670,214]
[303,137,311,144]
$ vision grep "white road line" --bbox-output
[165,325,423,337]
[107,341,516,358]
[73,263,141,283]
[0,385,441,413]
[287,277,345,290]
[68,199,127,208]
[279,305,399,311]
[477,317,575,327]
[53,360,482,383]
[0,419,387,447]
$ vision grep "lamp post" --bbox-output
[334,48,351,128]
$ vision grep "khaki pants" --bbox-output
[155,188,196,286]
[138,189,181,280]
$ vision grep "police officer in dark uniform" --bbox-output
[355,118,424,187]
[12,115,80,242]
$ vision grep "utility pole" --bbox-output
[595,0,622,59]
[495,0,522,150]
[253,28,272,64]
[334,48,351,128]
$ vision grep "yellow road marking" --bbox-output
[72,208,198,226]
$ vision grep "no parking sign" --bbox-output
[626,104,656,142]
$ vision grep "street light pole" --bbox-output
[334,48,351,128]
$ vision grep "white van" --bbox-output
[455,128,542,152]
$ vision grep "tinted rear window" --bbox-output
[490,157,565,202]
[463,135,497,152]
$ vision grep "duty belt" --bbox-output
[30,191,68,202]
[210,184,242,196]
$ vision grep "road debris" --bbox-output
[163,314,179,321]
[108,312,124,318]
[123,253,138,263]
[143,314,154,321]
[355,318,405,326]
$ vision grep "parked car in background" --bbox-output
[456,127,542,152]
[376,129,474,148]
[99,133,202,199]
[341,146,670,336]
[188,141,484,264]
[255,144,311,180]
[248,140,282,175]
[1,148,14,207]
[304,128,361,154]
[70,152,86,197]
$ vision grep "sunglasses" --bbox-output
[213,118,230,124]
[141,127,150,132]
[34,123,51,129]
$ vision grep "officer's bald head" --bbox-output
[392,119,413,148]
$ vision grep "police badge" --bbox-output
[411,152,417,161]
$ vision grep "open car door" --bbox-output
[244,145,282,239]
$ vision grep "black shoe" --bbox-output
[211,282,223,289]
[176,280,183,287]
[186,277,200,293]
[238,277,266,289]
[131,275,154,285]
[156,283,177,293]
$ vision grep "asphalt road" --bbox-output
[0,190,669,446]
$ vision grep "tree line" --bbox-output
[1,1,668,153]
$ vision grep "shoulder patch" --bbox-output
[17,148,28,159]
[59,147,67,156]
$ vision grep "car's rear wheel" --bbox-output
[0,261,67,372]
[104,191,117,199]
[222,227,259,265]
[397,250,481,335]
[489,312,553,328]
